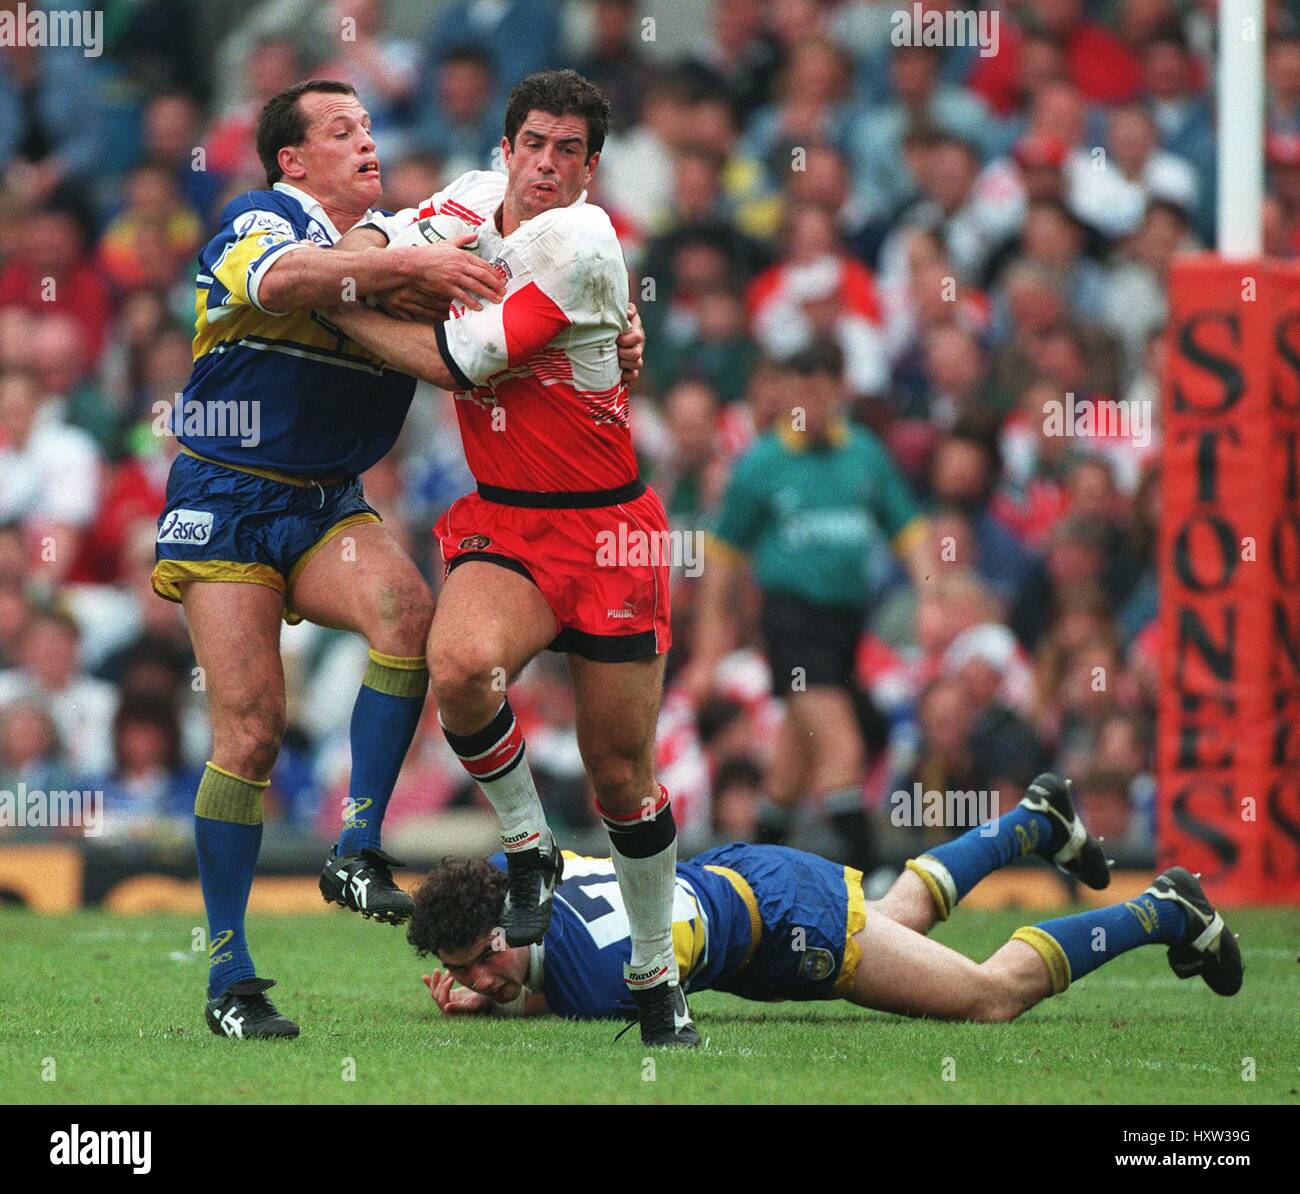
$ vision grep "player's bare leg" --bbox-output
[785,686,871,869]
[868,869,940,935]
[846,911,1052,1021]
[290,522,435,923]
[182,581,298,1037]
[570,653,699,1047]
[428,560,561,944]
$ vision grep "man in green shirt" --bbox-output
[687,341,929,868]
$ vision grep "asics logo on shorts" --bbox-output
[158,509,214,545]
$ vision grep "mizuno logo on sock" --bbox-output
[501,830,540,850]
[626,964,668,987]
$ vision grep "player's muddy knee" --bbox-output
[214,704,285,780]
[372,580,434,656]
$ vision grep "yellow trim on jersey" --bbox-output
[284,512,382,594]
[831,866,867,998]
[891,516,930,560]
[703,532,748,563]
[704,864,762,968]
[1011,926,1072,994]
[179,444,350,489]
[207,227,295,312]
[152,558,285,605]
[776,418,851,452]
[673,910,707,980]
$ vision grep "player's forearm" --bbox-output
[259,243,420,311]
[325,301,458,388]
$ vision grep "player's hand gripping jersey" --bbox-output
[374,172,671,660]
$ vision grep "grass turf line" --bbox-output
[1,908,1296,1105]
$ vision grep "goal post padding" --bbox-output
[1160,254,1300,904]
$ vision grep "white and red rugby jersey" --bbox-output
[378,171,636,499]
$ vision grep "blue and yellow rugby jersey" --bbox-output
[488,851,760,1020]
[183,181,416,478]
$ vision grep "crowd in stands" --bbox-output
[3,0,1296,869]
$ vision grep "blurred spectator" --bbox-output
[411,45,499,180]
[1070,102,1198,240]
[847,46,991,225]
[1266,32,1300,135]
[205,37,304,181]
[0,206,111,363]
[969,0,1143,113]
[1140,25,1215,237]
[685,0,781,122]
[379,151,442,213]
[927,418,1034,603]
[877,132,1007,290]
[0,43,103,204]
[743,34,856,186]
[0,369,101,581]
[1100,199,1192,386]
[316,0,420,158]
[749,203,888,396]
[711,755,763,840]
[140,90,229,227]
[423,0,560,110]
[653,280,758,405]
[0,696,71,797]
[89,693,199,838]
[97,161,204,294]
[0,607,117,776]
[569,0,657,132]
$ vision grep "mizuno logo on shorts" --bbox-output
[158,509,214,545]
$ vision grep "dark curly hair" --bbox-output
[407,858,507,958]
[504,69,611,158]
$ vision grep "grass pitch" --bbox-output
[1,907,1296,1105]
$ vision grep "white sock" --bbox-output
[441,699,552,853]
[602,785,678,985]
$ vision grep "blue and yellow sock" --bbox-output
[1011,892,1189,993]
[195,763,266,998]
[336,649,428,856]
[905,806,1055,920]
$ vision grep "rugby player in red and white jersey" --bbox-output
[324,71,697,1046]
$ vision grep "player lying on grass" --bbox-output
[408,774,1242,1028]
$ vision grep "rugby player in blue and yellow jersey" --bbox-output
[151,79,595,1041]
[411,775,1241,1029]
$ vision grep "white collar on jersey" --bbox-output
[524,941,544,992]
[272,180,376,244]
[498,188,590,233]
